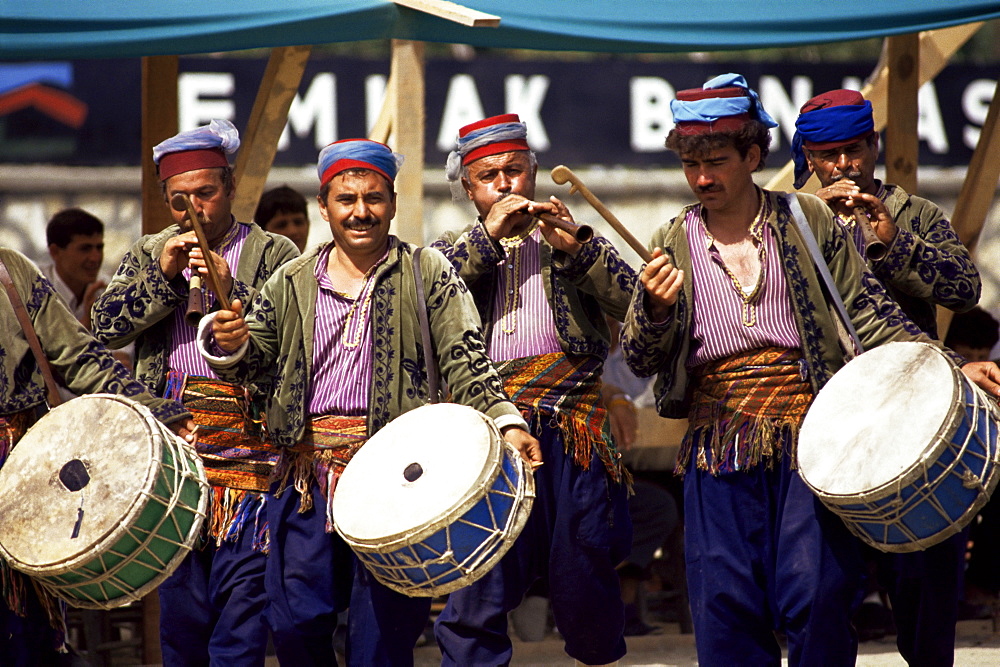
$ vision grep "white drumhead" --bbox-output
[333,403,500,542]
[798,342,956,496]
[0,395,159,567]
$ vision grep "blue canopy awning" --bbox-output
[3,0,1000,60]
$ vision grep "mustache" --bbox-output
[832,172,863,183]
[343,216,379,230]
[698,184,721,193]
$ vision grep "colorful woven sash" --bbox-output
[0,408,67,651]
[166,371,279,549]
[497,352,628,484]
[275,415,368,533]
[680,347,813,476]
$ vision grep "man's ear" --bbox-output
[461,178,474,201]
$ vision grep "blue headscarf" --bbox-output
[152,119,240,165]
[792,101,874,188]
[317,139,403,187]
[670,73,778,128]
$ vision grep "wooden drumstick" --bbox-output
[550,165,652,263]
[534,212,593,243]
[853,206,888,261]
[170,194,232,316]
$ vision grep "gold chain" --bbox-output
[340,263,380,349]
[704,195,767,328]
[497,225,536,335]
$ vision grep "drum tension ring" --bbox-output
[403,463,423,482]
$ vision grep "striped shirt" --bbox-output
[306,243,385,418]
[835,181,889,257]
[686,201,801,369]
[169,220,248,377]
[487,227,563,362]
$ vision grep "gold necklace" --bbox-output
[339,262,381,349]
[497,226,536,334]
[704,196,767,327]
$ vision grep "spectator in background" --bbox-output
[41,207,105,330]
[255,185,311,252]
[947,307,1000,607]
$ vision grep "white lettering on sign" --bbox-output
[505,75,551,151]
[178,73,234,130]
[366,74,387,136]
[437,74,486,152]
[629,77,674,152]
[279,73,336,151]
[917,82,948,154]
[759,75,814,150]
[963,79,997,150]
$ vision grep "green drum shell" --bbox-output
[0,394,208,609]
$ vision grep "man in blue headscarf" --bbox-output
[198,139,539,665]
[621,74,1000,666]
[795,89,981,666]
[92,119,300,666]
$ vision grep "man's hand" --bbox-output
[189,244,234,299]
[213,298,249,353]
[815,179,897,246]
[483,194,535,241]
[501,425,543,468]
[531,196,582,256]
[962,361,1000,399]
[641,247,684,322]
[159,231,197,279]
[169,418,198,444]
[80,279,107,329]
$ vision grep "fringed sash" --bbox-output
[0,409,68,652]
[165,371,279,550]
[679,347,813,476]
[275,415,368,533]
[497,352,629,485]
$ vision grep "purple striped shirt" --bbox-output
[306,243,384,417]
[487,227,562,362]
[686,200,801,369]
[169,220,249,377]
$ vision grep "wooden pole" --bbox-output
[389,40,426,244]
[140,56,178,237]
[884,32,920,194]
[231,45,312,223]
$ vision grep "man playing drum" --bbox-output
[432,114,636,667]
[621,73,1000,666]
[793,89,981,665]
[0,247,193,663]
[199,139,540,666]
[91,120,300,666]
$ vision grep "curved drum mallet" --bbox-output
[550,165,652,263]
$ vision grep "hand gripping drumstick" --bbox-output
[852,206,888,261]
[170,194,232,325]
[550,165,653,263]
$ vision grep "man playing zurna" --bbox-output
[200,139,539,666]
[793,89,981,666]
[432,114,636,667]
[621,73,1000,666]
[92,120,299,665]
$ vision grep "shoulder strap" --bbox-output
[0,256,63,407]
[784,193,864,358]
[411,247,441,403]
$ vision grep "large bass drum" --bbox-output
[333,403,534,597]
[798,342,1000,552]
[0,394,209,608]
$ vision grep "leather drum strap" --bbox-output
[0,256,63,407]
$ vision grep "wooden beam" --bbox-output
[388,40,426,244]
[884,33,920,194]
[232,45,312,223]
[766,23,984,192]
[950,83,1000,252]
[392,0,500,27]
[140,56,178,237]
